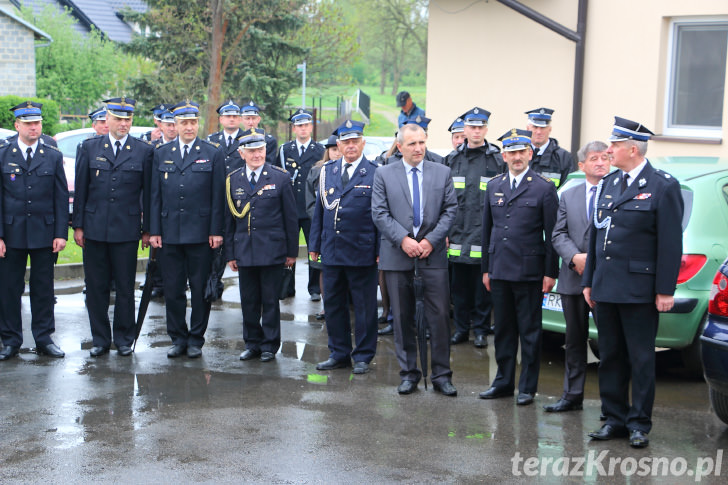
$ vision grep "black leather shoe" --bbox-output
[450,331,468,345]
[150,288,164,299]
[167,345,187,358]
[37,343,65,358]
[629,429,649,448]
[473,334,488,348]
[479,386,513,399]
[397,380,418,394]
[187,346,202,359]
[316,358,351,370]
[352,362,369,374]
[599,413,607,421]
[315,312,325,321]
[310,293,321,302]
[433,380,457,397]
[543,398,582,412]
[516,392,535,406]
[260,351,275,362]
[240,349,262,361]
[588,424,628,440]
[117,345,133,357]
[0,345,20,360]
[378,324,393,336]
[90,346,110,357]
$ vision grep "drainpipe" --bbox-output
[496,0,589,156]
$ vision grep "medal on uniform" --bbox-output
[236,200,241,208]
[10,174,15,181]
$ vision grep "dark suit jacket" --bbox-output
[280,139,325,219]
[309,157,379,267]
[551,181,593,295]
[372,160,457,270]
[73,134,153,242]
[482,168,559,281]
[207,129,244,174]
[150,137,225,244]
[583,161,683,303]
[224,163,298,266]
[0,141,68,249]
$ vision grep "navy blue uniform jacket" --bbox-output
[207,129,244,174]
[223,163,298,266]
[582,162,683,303]
[309,157,379,266]
[73,135,153,242]
[481,168,559,281]
[150,138,225,244]
[280,139,325,219]
[0,142,68,249]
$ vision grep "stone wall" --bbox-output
[0,12,37,97]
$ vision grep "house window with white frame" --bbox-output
[665,19,728,138]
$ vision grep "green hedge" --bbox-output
[0,95,60,136]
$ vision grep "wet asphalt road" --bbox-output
[1,260,727,483]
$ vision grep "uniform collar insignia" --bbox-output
[639,177,646,187]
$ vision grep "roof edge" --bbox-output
[0,5,52,42]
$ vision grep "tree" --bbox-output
[124,0,308,136]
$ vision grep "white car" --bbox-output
[0,127,16,140]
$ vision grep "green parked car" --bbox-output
[541,156,728,375]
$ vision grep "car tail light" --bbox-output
[708,270,728,317]
[676,254,707,284]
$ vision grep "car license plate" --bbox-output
[542,292,563,312]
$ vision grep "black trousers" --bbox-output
[322,264,378,363]
[490,279,543,394]
[561,293,592,402]
[0,247,56,347]
[451,262,492,336]
[160,242,213,348]
[83,239,139,348]
[594,301,658,433]
[286,217,321,296]
[238,264,284,354]
[385,268,452,385]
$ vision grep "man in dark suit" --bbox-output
[583,117,683,448]
[73,97,154,357]
[224,132,298,362]
[239,100,278,166]
[149,100,225,359]
[479,128,559,406]
[207,100,245,174]
[546,140,609,412]
[279,109,325,300]
[0,101,68,360]
[372,123,458,396]
[309,120,379,374]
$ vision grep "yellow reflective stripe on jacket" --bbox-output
[541,171,560,187]
[469,245,482,258]
[479,176,492,191]
[452,176,465,189]
[308,253,322,263]
[448,243,462,257]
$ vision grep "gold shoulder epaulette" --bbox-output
[271,164,287,173]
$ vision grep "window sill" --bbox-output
[652,135,722,145]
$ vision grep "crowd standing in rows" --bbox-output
[0,95,683,448]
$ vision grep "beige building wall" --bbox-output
[427,0,728,158]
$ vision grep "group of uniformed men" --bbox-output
[0,94,682,448]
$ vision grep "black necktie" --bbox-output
[300,144,305,157]
[511,178,517,192]
[227,135,233,148]
[250,171,257,189]
[26,147,32,164]
[183,144,189,160]
[588,185,597,221]
[621,173,629,194]
[341,163,352,186]
[115,140,121,159]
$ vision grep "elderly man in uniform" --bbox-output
[150,100,225,359]
[396,91,426,128]
[309,120,379,374]
[584,117,683,448]
[372,123,458,396]
[545,140,609,412]
[445,107,504,348]
[526,108,574,189]
[225,131,298,362]
[239,100,278,166]
[0,102,68,360]
[279,109,325,300]
[480,128,559,406]
[89,108,109,136]
[207,100,245,174]
[73,97,154,357]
